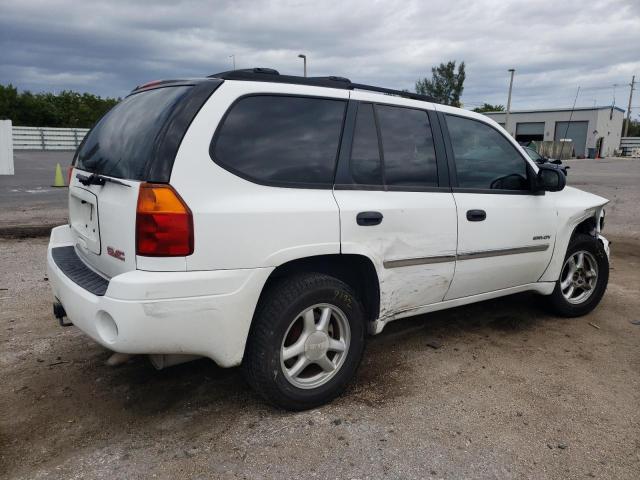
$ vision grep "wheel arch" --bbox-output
[254,253,380,326]
[539,209,603,283]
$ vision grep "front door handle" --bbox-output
[466,209,486,222]
[357,211,383,226]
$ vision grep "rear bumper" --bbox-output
[47,226,272,367]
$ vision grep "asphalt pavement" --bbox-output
[1,152,639,238]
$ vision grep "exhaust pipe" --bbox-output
[148,354,201,370]
[53,301,73,327]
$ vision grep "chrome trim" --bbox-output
[383,244,549,269]
[457,244,549,260]
[383,255,456,269]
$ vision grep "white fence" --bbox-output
[12,126,89,151]
[620,137,640,157]
[0,120,13,174]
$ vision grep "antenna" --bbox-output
[559,86,580,160]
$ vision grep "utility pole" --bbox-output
[505,69,515,136]
[229,54,236,70]
[298,54,307,77]
[624,75,635,137]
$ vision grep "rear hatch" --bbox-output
[68,81,220,278]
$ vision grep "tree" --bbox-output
[473,103,505,113]
[415,61,466,107]
[622,119,640,137]
[0,83,119,128]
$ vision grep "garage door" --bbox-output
[554,121,588,157]
[516,122,545,144]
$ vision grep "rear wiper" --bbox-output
[76,173,131,188]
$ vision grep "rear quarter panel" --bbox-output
[169,81,349,270]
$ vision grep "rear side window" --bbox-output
[446,115,529,190]
[350,103,382,185]
[75,86,192,180]
[348,103,438,188]
[376,105,438,187]
[212,95,346,187]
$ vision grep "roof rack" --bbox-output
[208,68,436,103]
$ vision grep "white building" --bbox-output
[484,106,624,158]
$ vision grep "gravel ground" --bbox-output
[1,158,639,479]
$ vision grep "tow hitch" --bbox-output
[53,301,73,327]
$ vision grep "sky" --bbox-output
[1,0,639,117]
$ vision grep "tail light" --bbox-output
[136,183,193,256]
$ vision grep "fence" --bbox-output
[0,120,12,174]
[12,126,89,151]
[620,137,640,157]
[530,140,575,160]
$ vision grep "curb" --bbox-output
[0,224,59,239]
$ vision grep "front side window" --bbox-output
[446,115,529,190]
[213,95,346,187]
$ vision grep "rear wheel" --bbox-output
[243,273,365,410]
[546,234,609,317]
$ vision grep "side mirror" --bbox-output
[536,164,566,192]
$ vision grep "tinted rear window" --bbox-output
[75,86,191,180]
[212,95,346,187]
[376,105,438,187]
[350,103,382,185]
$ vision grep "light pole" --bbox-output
[624,75,635,137]
[505,68,515,136]
[298,54,307,77]
[229,54,236,70]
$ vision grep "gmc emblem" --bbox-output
[107,247,126,262]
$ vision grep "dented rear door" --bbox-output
[334,94,457,318]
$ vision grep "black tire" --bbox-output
[243,273,366,410]
[546,233,609,317]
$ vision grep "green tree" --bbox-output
[473,103,505,113]
[622,119,640,137]
[415,60,466,107]
[0,83,119,128]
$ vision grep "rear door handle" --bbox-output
[466,209,486,222]
[357,211,383,226]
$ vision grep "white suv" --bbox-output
[47,68,610,410]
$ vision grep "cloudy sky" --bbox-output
[1,0,639,117]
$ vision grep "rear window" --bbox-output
[75,86,192,180]
[212,95,346,187]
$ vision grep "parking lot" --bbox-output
[1,157,639,479]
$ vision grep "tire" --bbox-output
[546,233,609,317]
[243,273,366,410]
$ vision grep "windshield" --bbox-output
[524,146,543,161]
[75,86,192,180]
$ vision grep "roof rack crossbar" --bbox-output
[208,68,436,104]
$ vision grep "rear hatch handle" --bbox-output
[76,172,131,188]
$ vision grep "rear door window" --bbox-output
[347,103,439,188]
[376,105,438,188]
[75,86,192,180]
[350,103,382,185]
[212,95,346,187]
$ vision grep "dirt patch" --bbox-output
[1,236,639,479]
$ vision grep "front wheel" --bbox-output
[546,233,609,317]
[243,273,365,410]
